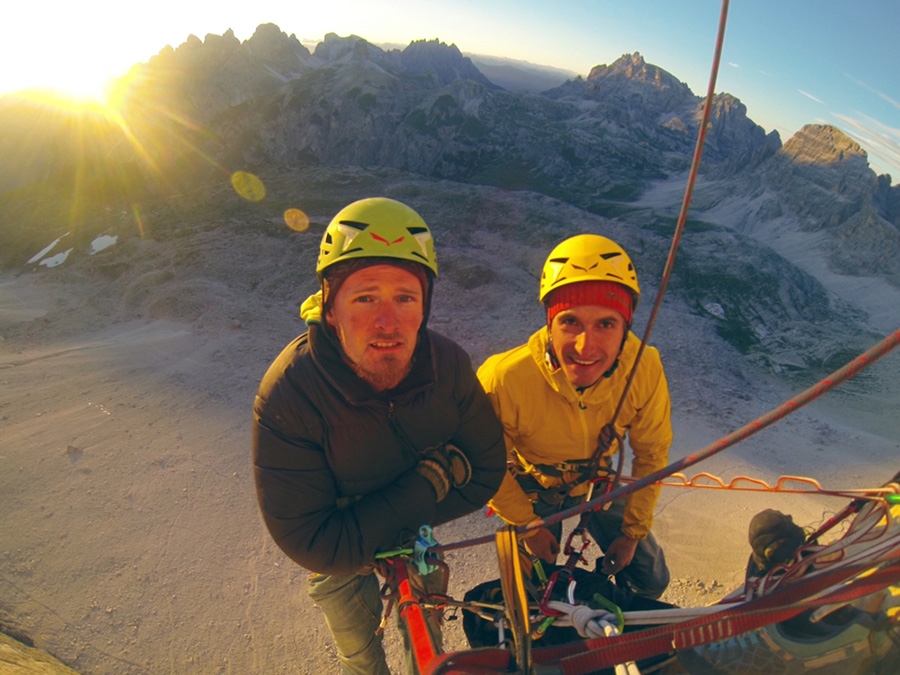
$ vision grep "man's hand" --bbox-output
[442,443,472,488]
[521,527,560,564]
[416,443,473,502]
[600,535,638,575]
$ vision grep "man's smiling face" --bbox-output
[549,304,626,388]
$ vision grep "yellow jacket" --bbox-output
[477,328,672,540]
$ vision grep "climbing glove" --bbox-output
[520,526,560,564]
[415,443,473,502]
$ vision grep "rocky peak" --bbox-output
[773,124,873,199]
[165,29,240,64]
[145,28,239,75]
[244,23,312,75]
[119,24,313,124]
[203,28,241,53]
[588,52,687,92]
[587,52,648,80]
[175,33,204,55]
[701,93,780,160]
[398,39,497,89]
[780,124,868,167]
[573,52,695,114]
[314,33,382,64]
[874,175,900,227]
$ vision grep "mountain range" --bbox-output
[1,22,898,401]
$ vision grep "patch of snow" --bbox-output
[262,64,290,82]
[27,233,69,264]
[91,235,118,254]
[39,249,73,268]
[702,301,725,319]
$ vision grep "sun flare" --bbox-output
[2,38,122,105]
[28,69,116,107]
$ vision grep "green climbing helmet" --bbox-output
[316,198,439,278]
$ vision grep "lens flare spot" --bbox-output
[284,208,310,232]
[231,171,266,202]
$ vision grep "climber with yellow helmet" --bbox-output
[478,233,672,599]
[253,197,505,674]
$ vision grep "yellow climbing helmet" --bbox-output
[316,198,438,278]
[539,233,640,305]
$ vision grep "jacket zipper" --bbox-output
[575,391,592,459]
[387,400,420,465]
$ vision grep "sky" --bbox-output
[3,0,899,181]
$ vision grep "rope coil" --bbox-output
[545,602,642,675]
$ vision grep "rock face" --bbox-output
[118,24,316,121]
[544,53,777,164]
[771,126,899,280]
[397,39,499,89]
[1,24,897,380]
[687,123,900,294]
[780,123,869,168]
[571,51,697,120]
[0,632,80,674]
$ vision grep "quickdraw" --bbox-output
[539,524,593,619]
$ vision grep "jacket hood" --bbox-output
[527,328,571,398]
[300,291,324,324]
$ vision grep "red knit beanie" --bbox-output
[545,281,634,326]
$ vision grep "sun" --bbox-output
[54,78,114,106]
[16,63,117,107]
[0,29,125,105]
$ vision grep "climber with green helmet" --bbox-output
[478,233,672,599]
[252,198,506,674]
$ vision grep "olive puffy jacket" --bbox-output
[477,328,672,540]
[253,323,506,576]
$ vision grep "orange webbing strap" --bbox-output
[496,525,531,672]
[652,472,898,500]
[393,559,440,673]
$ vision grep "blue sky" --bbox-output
[3,0,898,181]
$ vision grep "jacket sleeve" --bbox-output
[432,345,507,524]
[253,393,439,577]
[621,349,673,540]
[477,356,539,527]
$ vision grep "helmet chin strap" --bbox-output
[601,359,619,379]
[601,328,630,378]
[544,335,561,371]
